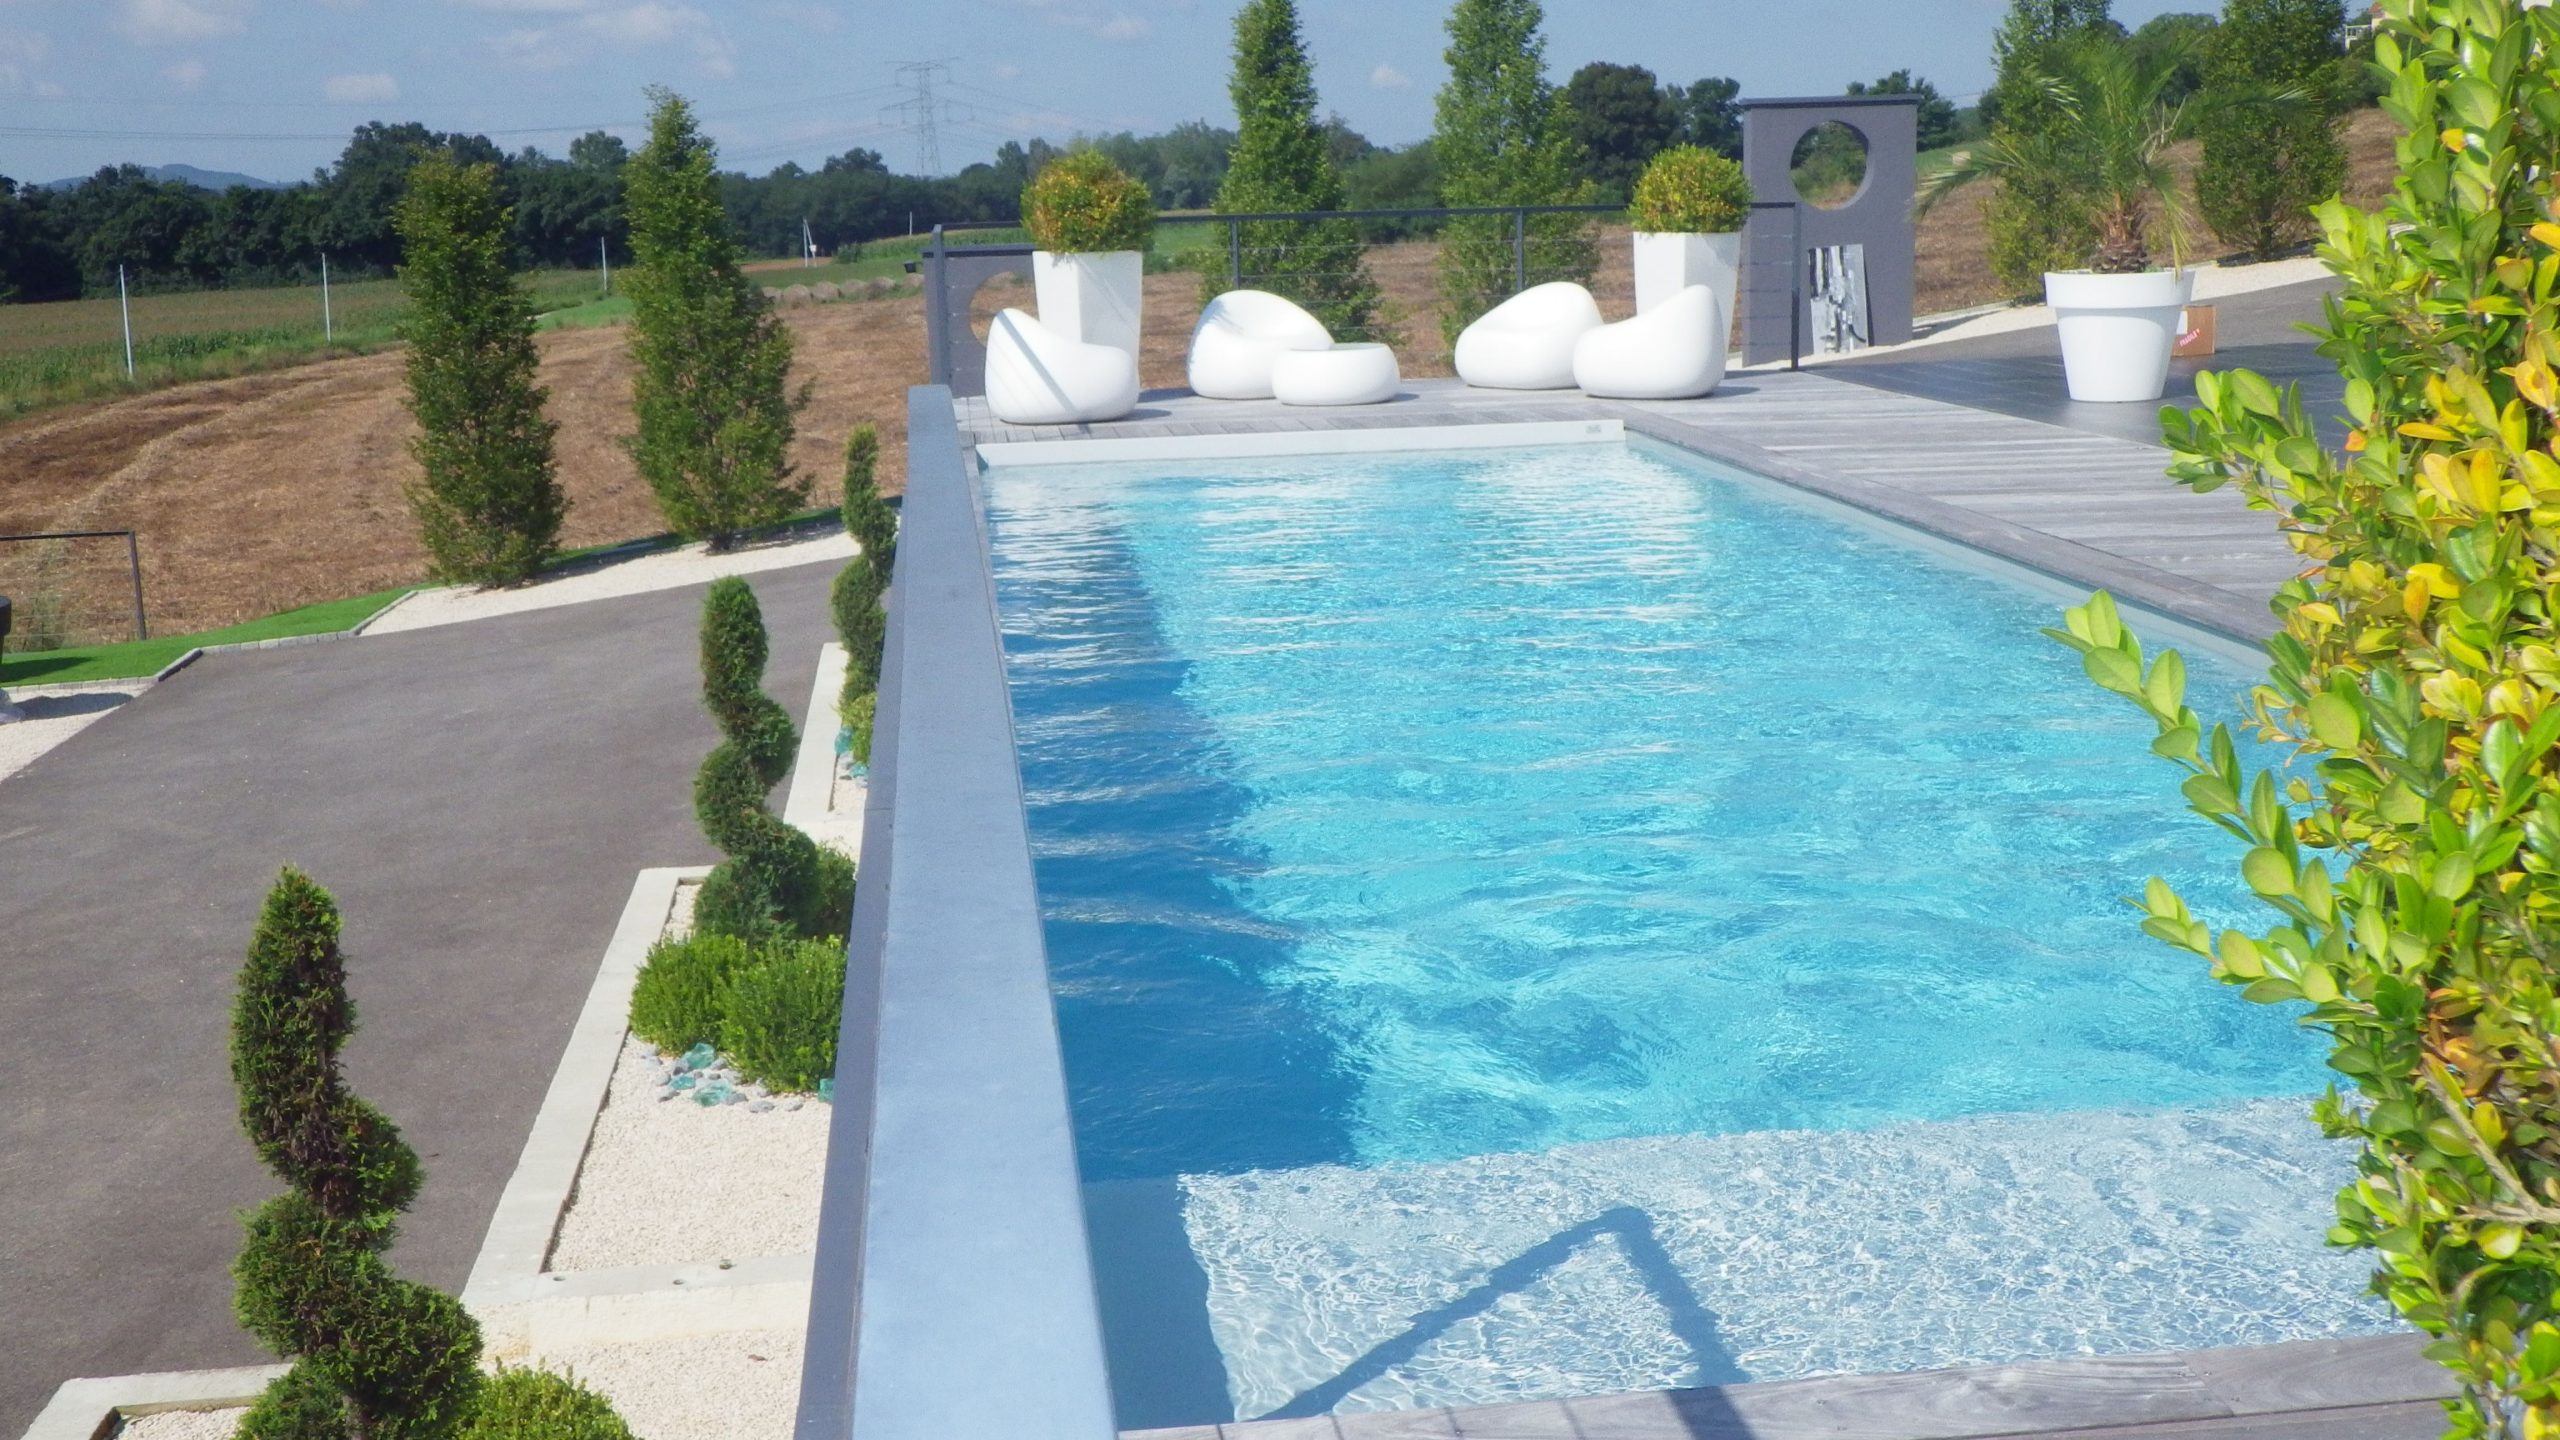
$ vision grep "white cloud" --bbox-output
[115,0,250,44]
[1370,63,1409,89]
[0,26,55,94]
[486,1,732,78]
[161,56,206,89]
[1094,11,1145,39]
[989,61,1019,82]
[323,70,396,101]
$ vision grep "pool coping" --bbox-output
[793,384,2420,1440]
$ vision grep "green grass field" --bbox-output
[0,268,612,422]
[0,585,417,687]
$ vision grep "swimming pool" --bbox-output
[982,436,2394,1424]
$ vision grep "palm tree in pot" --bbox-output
[1920,36,2210,402]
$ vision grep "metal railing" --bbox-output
[0,529,150,651]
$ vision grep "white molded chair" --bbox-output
[1272,342,1400,406]
[985,308,1140,426]
[1188,290,1333,399]
[1572,284,1727,400]
[1453,282,1603,390]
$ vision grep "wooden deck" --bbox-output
[946,374,2418,1439]
[956,371,2302,642]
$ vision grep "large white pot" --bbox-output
[1032,250,1144,360]
[1632,230,1740,333]
[2044,268,2193,403]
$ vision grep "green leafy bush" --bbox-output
[2055,2,2560,1429]
[2196,0,2346,261]
[455,1368,634,1440]
[844,690,877,769]
[628,933,750,1053]
[1021,151,1155,254]
[229,868,483,1440]
[1627,145,1750,233]
[394,151,565,587]
[719,935,846,1092]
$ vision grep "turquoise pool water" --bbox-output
[982,439,2389,1421]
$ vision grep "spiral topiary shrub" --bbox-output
[628,933,751,1053]
[454,1368,634,1440]
[1022,151,1155,254]
[692,577,853,942]
[229,868,483,1440]
[1628,145,1752,233]
[832,423,897,761]
[718,935,846,1092]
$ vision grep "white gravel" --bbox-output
[0,683,142,786]
[531,1328,801,1440]
[546,1035,829,1272]
[116,1406,242,1440]
[365,530,854,636]
[109,1331,802,1440]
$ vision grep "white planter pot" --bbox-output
[2044,268,2193,403]
[1632,230,1740,335]
[1032,250,1144,359]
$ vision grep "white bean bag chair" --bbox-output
[1188,290,1333,399]
[985,308,1140,425]
[1572,284,1727,400]
[1454,281,1603,390]
[1272,342,1400,406]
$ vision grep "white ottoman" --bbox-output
[1272,342,1400,406]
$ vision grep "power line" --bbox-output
[1,84,918,148]
[881,60,970,177]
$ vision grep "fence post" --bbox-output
[1512,209,1527,292]
[1227,217,1242,290]
[1789,203,1804,372]
[124,530,148,640]
[924,225,950,389]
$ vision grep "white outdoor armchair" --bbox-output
[1453,282,1604,390]
[1187,290,1333,399]
[985,307,1141,426]
[1572,284,1728,401]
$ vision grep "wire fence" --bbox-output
[0,530,149,652]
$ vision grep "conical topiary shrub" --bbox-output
[693,576,854,940]
[229,868,483,1440]
[830,424,896,766]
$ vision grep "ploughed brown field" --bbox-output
[0,110,2397,638]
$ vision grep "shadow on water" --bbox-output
[988,487,1357,1182]
[1263,1205,1749,1421]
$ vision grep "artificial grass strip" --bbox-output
[0,585,416,686]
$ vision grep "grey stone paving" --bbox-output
[0,560,838,1437]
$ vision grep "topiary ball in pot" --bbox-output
[1626,145,1752,322]
[1021,151,1156,355]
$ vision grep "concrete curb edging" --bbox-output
[461,865,706,1314]
[148,591,422,684]
[782,643,863,856]
[20,1365,286,1440]
[480,1252,814,1358]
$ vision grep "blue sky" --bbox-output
[4,0,2209,185]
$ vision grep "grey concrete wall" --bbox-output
[795,386,1117,1440]
[1740,96,1920,366]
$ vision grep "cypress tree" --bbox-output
[692,577,853,941]
[1431,0,1595,348]
[623,88,808,550]
[1208,0,1383,340]
[1981,0,2118,296]
[394,150,565,586]
[2197,0,2346,259]
[229,868,482,1440]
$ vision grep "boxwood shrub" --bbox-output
[1021,150,1155,254]
[456,1367,634,1440]
[628,933,750,1054]
[1628,146,1752,234]
[719,936,845,1093]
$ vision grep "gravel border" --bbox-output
[545,1035,828,1272]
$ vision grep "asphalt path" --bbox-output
[0,558,838,1433]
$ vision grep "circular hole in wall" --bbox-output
[1789,122,1871,210]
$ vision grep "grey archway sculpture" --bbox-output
[1737,94,1919,366]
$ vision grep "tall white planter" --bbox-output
[1032,250,1144,360]
[2044,268,2193,403]
[1632,230,1740,335]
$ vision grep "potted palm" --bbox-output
[1919,38,2203,403]
[1021,150,1155,360]
[1628,145,1751,330]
